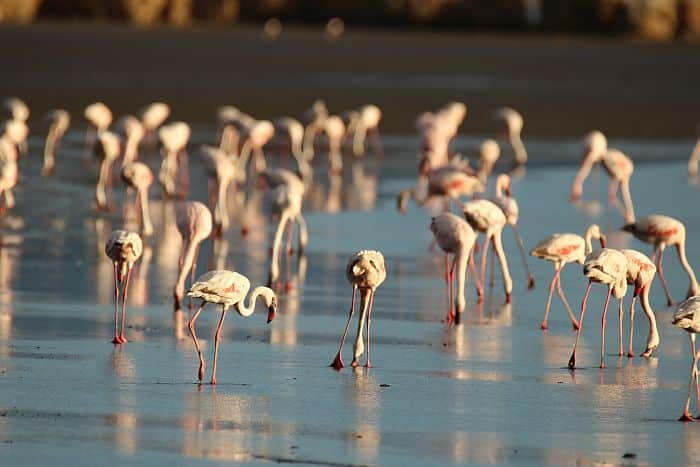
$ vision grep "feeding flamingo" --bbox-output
[568,248,628,369]
[530,224,606,330]
[620,249,659,358]
[622,214,699,305]
[323,115,345,174]
[120,162,154,237]
[672,296,700,421]
[237,120,275,180]
[272,117,312,181]
[570,130,608,201]
[41,109,70,176]
[688,123,700,176]
[0,133,18,214]
[187,270,277,384]
[301,100,329,160]
[84,102,113,163]
[601,149,635,222]
[346,104,382,157]
[200,146,236,236]
[330,250,386,370]
[217,105,243,157]
[461,199,513,303]
[104,230,143,344]
[397,163,484,214]
[95,131,121,211]
[3,97,29,155]
[430,213,480,324]
[492,107,527,166]
[174,201,213,312]
[158,121,191,198]
[139,101,170,145]
[478,139,500,181]
[117,115,145,166]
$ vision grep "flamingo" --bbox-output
[622,214,699,305]
[104,230,143,344]
[397,164,484,214]
[200,146,236,236]
[620,249,659,358]
[272,117,312,181]
[41,109,70,176]
[158,121,190,198]
[301,100,329,159]
[187,270,277,384]
[95,131,121,211]
[430,213,480,324]
[117,115,145,166]
[0,133,18,214]
[530,224,606,330]
[346,104,382,157]
[492,107,527,166]
[139,101,170,144]
[570,130,607,201]
[330,250,386,370]
[601,149,635,222]
[84,102,113,163]
[478,139,500,181]
[120,162,154,237]
[237,120,274,180]
[3,97,29,155]
[217,105,242,157]
[568,248,628,369]
[323,115,345,174]
[688,123,700,176]
[672,296,700,421]
[461,199,513,303]
[2,119,28,159]
[174,202,213,312]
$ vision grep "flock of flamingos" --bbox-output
[2,96,700,420]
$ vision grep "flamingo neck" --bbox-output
[235,287,271,317]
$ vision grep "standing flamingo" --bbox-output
[3,97,29,155]
[174,202,213,312]
[478,139,500,181]
[84,102,113,163]
[187,270,277,384]
[461,199,513,303]
[570,130,607,201]
[330,250,386,370]
[323,115,345,174]
[347,104,382,157]
[273,117,312,181]
[42,109,70,176]
[568,248,628,369]
[120,162,154,237]
[95,131,121,211]
[200,146,236,236]
[493,107,527,166]
[672,296,700,421]
[117,115,145,166]
[601,149,635,222]
[158,121,190,198]
[530,224,606,330]
[622,214,699,305]
[430,213,480,324]
[237,120,275,180]
[688,123,700,176]
[217,105,242,157]
[2,119,28,159]
[0,133,18,214]
[267,180,307,289]
[620,249,659,358]
[397,164,484,214]
[104,230,143,344]
[139,101,170,144]
[301,100,329,160]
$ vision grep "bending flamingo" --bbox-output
[237,120,275,180]
[568,248,628,369]
[95,131,121,211]
[139,101,170,146]
[117,115,145,166]
[570,130,607,201]
[174,201,213,312]
[601,149,635,222]
[620,249,659,358]
[267,180,307,289]
[430,213,480,324]
[120,162,154,237]
[158,121,190,198]
[187,270,277,384]
[301,100,329,160]
[623,214,699,305]
[397,164,484,214]
[323,115,345,174]
[330,250,386,370]
[672,296,700,421]
[273,117,312,181]
[478,139,500,181]
[492,107,527,166]
[104,230,143,344]
[688,123,700,176]
[84,102,112,163]
[346,104,382,157]
[200,146,236,236]
[42,109,70,176]
[0,133,18,214]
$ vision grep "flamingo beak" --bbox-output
[505,187,511,197]
[267,302,277,323]
[600,235,607,248]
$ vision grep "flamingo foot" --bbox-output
[505,293,512,304]
[572,321,581,331]
[679,411,694,422]
[119,336,128,344]
[210,377,217,385]
[330,354,343,371]
[198,363,205,381]
[627,352,635,358]
[111,336,121,345]
[599,361,606,369]
[351,359,360,368]
[568,352,576,369]
[241,226,249,236]
[540,322,548,330]
[446,312,455,325]
[528,277,535,289]
[641,346,656,358]
[364,362,372,368]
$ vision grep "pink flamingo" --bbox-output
[323,115,345,174]
[347,104,382,157]
[2,119,28,159]
[330,250,386,370]
[84,102,112,163]
[174,201,213,312]
[237,120,275,180]
[0,133,18,214]
[601,149,635,222]
[570,130,608,201]
[672,296,700,421]
[623,214,699,305]
[568,248,628,369]
[139,101,170,145]
[273,117,313,181]
[158,121,190,198]
[430,213,480,324]
[216,105,242,157]
[492,107,527,166]
[267,179,307,289]
[117,115,145,166]
[477,139,500,181]
[688,123,700,176]
[397,164,484,214]
[120,162,154,237]
[620,249,660,358]
[187,270,277,384]
[95,131,121,211]
[3,97,29,155]
[530,224,606,330]
[301,100,329,160]
[104,230,143,344]
[462,199,513,303]
[42,109,70,176]
[200,146,236,236]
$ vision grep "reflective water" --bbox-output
[0,127,698,465]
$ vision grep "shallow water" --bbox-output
[0,127,699,466]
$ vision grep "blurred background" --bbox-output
[1,0,699,41]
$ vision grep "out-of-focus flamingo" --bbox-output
[139,101,170,145]
[120,162,154,237]
[601,149,635,222]
[570,130,607,201]
[104,230,143,344]
[42,109,70,176]
[0,133,18,214]
[568,248,628,369]
[2,119,28,159]
[493,107,527,166]
[322,115,345,174]
[346,104,382,157]
[623,214,699,305]
[478,139,500,181]
[462,199,513,303]
[273,117,312,181]
[174,202,213,312]
[187,270,276,384]
[330,250,386,370]
[158,121,190,198]
[672,296,700,421]
[397,164,484,214]
[84,102,113,163]
[430,213,480,324]
[3,97,29,155]
[530,224,606,330]
[200,146,236,236]
[237,120,274,180]
[688,123,700,176]
[217,105,242,157]
[95,131,121,211]
[301,100,328,160]
[620,249,659,358]
[117,115,145,166]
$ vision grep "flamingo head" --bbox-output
[267,296,277,323]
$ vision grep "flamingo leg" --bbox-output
[188,244,200,311]
[628,293,637,357]
[210,305,229,385]
[540,266,559,330]
[555,270,579,329]
[511,225,535,289]
[680,333,697,421]
[599,287,613,368]
[364,290,375,368]
[608,179,619,204]
[617,298,624,356]
[286,217,295,256]
[568,281,593,369]
[187,303,206,382]
[445,253,453,323]
[330,285,357,370]
[112,264,121,344]
[479,235,491,296]
[655,246,674,306]
[469,250,483,298]
[489,242,495,288]
[119,267,133,343]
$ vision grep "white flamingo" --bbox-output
[42,109,70,176]
[174,202,213,312]
[84,102,112,162]
[104,230,143,344]
[672,296,700,421]
[120,162,154,237]
[493,107,527,166]
[200,146,236,235]
[117,115,145,166]
[620,249,659,358]
[95,131,121,210]
[158,121,190,198]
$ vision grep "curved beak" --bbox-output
[505,186,512,197]
[599,235,607,249]
[267,303,277,323]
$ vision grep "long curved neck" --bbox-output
[174,237,198,299]
[122,136,139,167]
[235,286,268,317]
[454,247,469,314]
[572,151,598,193]
[677,241,699,297]
[584,231,594,255]
[510,135,527,165]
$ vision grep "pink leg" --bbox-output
[188,244,200,311]
[364,291,375,368]
[680,334,697,421]
[479,236,491,297]
[330,285,357,370]
[656,249,674,306]
[187,303,206,382]
[608,179,619,203]
[540,267,559,330]
[445,253,454,323]
[617,298,624,356]
[119,268,133,343]
[628,292,638,357]
[599,287,613,368]
[489,242,495,288]
[555,271,580,329]
[210,305,229,385]
[568,281,593,369]
[469,250,483,298]
[112,264,121,344]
